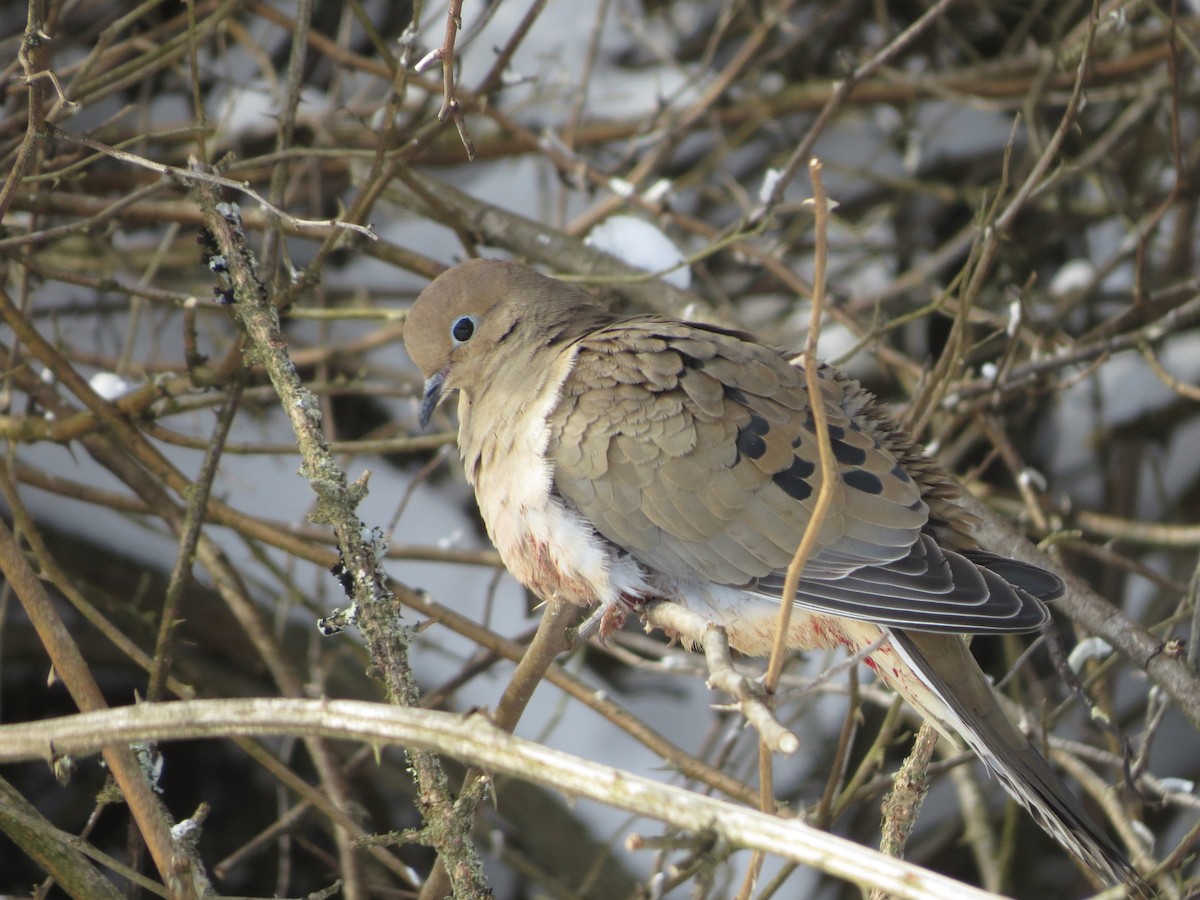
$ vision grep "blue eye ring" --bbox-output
[450,315,477,345]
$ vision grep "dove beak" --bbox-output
[418,369,447,428]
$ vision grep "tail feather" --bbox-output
[886,629,1147,893]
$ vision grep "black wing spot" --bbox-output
[843,469,883,495]
[803,414,848,446]
[735,413,770,461]
[891,463,912,483]
[830,438,867,466]
[773,455,816,501]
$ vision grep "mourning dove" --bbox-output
[404,258,1141,889]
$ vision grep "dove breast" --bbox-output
[455,336,652,610]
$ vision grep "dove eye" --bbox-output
[450,315,478,345]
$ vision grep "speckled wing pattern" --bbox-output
[545,317,1049,633]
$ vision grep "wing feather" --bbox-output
[545,316,1049,632]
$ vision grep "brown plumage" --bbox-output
[404,258,1143,890]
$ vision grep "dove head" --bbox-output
[404,259,609,427]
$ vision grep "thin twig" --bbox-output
[48,128,376,239]
[740,156,837,900]
[415,0,475,159]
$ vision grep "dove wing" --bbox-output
[545,316,1046,633]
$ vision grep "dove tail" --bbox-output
[886,629,1147,894]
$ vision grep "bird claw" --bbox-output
[572,599,635,645]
